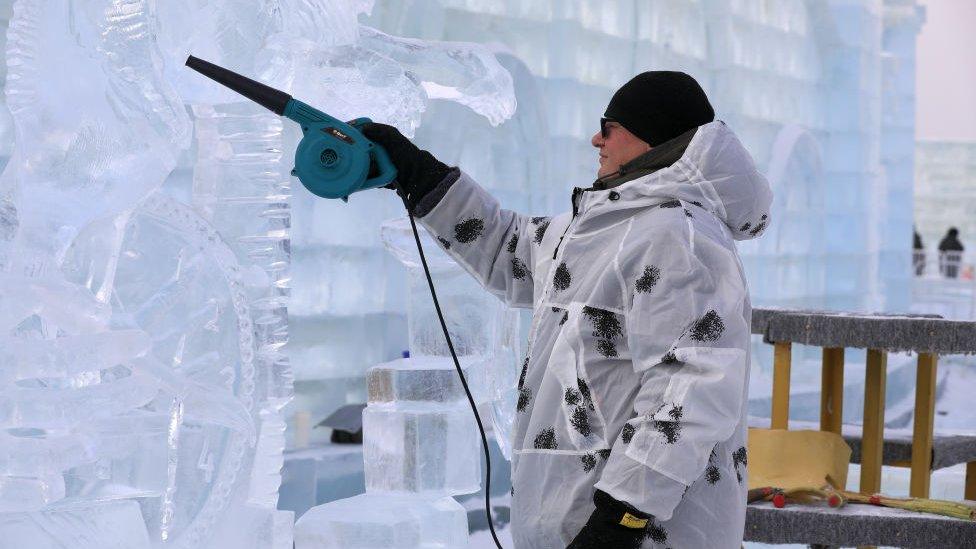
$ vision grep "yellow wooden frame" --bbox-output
[860,349,887,495]
[767,342,964,505]
[820,347,845,435]
[910,353,937,498]
[771,341,792,430]
[966,462,976,501]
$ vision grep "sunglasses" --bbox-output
[600,117,616,138]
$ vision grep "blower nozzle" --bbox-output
[185,55,291,115]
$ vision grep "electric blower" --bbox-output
[185,55,396,201]
[185,56,504,549]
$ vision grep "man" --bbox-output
[913,228,925,276]
[363,71,772,548]
[938,227,964,279]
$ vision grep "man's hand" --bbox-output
[567,490,651,549]
[359,122,452,210]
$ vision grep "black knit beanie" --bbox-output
[604,71,714,147]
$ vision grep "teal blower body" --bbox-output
[185,55,397,200]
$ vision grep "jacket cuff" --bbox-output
[412,166,461,218]
[594,452,688,521]
[592,489,652,527]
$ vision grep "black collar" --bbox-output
[590,126,698,191]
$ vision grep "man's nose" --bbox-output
[591,131,603,147]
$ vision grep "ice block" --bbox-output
[294,493,467,549]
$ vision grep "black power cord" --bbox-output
[399,192,505,549]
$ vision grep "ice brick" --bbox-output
[367,356,488,404]
[294,493,467,549]
[363,402,480,495]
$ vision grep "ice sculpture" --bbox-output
[295,218,517,547]
[2,0,519,544]
[0,0,188,543]
[0,0,292,547]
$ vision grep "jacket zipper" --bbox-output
[552,187,584,260]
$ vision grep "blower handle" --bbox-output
[348,117,397,190]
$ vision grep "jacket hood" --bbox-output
[576,121,772,241]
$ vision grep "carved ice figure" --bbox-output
[156,0,514,543]
[0,0,189,513]
[149,1,295,547]
[0,0,290,547]
[0,0,189,545]
[0,0,514,546]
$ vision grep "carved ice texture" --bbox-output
[0,0,292,547]
[0,0,188,527]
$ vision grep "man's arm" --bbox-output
[363,122,537,308]
[415,169,537,308]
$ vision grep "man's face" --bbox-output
[591,119,651,178]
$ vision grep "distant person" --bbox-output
[938,227,964,278]
[913,228,925,276]
[363,71,772,548]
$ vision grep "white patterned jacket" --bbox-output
[416,121,772,549]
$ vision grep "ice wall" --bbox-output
[879,0,926,311]
[366,0,924,316]
[702,0,827,311]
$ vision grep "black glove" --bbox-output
[359,122,452,212]
[566,490,652,549]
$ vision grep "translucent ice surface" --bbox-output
[0,0,292,547]
[380,216,521,457]
[363,402,481,495]
[357,27,516,127]
[294,493,468,549]
[381,216,510,357]
[156,0,280,104]
[0,0,189,515]
[0,499,151,549]
[259,25,514,138]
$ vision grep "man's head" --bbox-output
[592,71,714,179]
